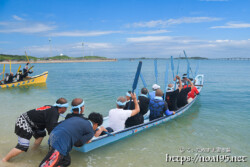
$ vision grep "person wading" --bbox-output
[2,98,68,162]
[39,98,103,167]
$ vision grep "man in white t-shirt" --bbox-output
[109,93,140,131]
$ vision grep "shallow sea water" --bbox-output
[0,59,249,167]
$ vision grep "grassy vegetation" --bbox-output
[0,54,38,61]
[0,54,108,61]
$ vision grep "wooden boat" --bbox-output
[74,74,204,153]
[0,71,48,89]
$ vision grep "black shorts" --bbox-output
[39,148,71,167]
[14,114,46,151]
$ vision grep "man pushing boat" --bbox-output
[2,98,68,162]
[39,98,103,167]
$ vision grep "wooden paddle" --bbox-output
[140,73,147,88]
[154,59,158,84]
[25,51,30,63]
[2,64,5,80]
[17,65,21,73]
[163,62,169,100]
[174,56,180,90]
[183,50,194,79]
[9,60,11,73]
[128,61,142,109]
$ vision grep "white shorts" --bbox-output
[187,98,194,104]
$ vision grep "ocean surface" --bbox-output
[0,59,249,167]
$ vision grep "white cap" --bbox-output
[152,84,160,90]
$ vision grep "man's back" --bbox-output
[177,87,191,108]
[149,98,168,121]
[49,117,94,156]
[165,89,179,111]
[124,101,142,128]
[109,108,132,131]
[138,95,150,115]
[26,106,59,134]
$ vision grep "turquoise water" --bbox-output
[0,60,249,167]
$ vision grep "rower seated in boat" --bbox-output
[149,89,175,121]
[165,75,182,111]
[177,77,194,108]
[108,93,140,132]
[125,91,143,128]
[186,79,199,103]
[0,72,3,84]
[3,72,14,84]
[23,63,33,79]
[138,88,150,122]
[14,70,24,82]
[149,84,160,99]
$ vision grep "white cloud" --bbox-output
[49,31,122,37]
[22,42,114,57]
[132,30,170,35]
[0,22,56,33]
[3,37,250,59]
[127,36,173,42]
[12,15,24,21]
[127,17,221,28]
[73,42,113,49]
[211,22,250,29]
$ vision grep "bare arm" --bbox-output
[186,78,194,89]
[176,75,182,91]
[130,93,140,117]
[94,126,107,137]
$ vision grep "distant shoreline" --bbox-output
[0,59,117,64]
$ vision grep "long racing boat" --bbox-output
[0,71,48,89]
[74,74,204,153]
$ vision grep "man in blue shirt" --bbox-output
[39,98,103,167]
[149,89,175,121]
[149,84,160,99]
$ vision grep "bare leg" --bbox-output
[2,148,24,162]
[32,137,44,150]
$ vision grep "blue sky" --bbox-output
[0,0,250,58]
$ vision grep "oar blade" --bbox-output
[25,51,30,63]
[140,73,147,88]
[195,60,200,77]
[174,59,180,89]
[154,59,158,84]
[17,65,21,73]
[132,61,142,93]
[10,60,11,73]
[164,62,169,100]
[2,64,5,80]
[171,56,175,79]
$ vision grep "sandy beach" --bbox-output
[0,59,117,64]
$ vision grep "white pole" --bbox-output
[82,42,84,57]
[49,38,51,57]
